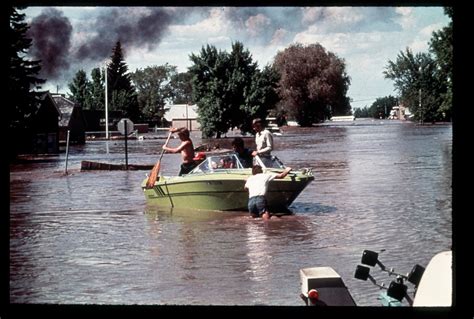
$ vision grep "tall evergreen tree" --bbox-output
[68,69,91,108]
[89,67,105,110]
[107,41,140,122]
[8,7,45,132]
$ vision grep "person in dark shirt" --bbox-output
[231,137,253,168]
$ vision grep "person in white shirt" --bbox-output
[251,118,273,157]
[244,165,292,219]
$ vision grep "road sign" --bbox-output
[118,118,134,135]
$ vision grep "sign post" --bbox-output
[118,118,134,170]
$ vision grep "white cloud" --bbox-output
[394,7,416,30]
[245,14,271,37]
[22,6,450,105]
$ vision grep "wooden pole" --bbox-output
[124,120,128,170]
[64,130,70,175]
[105,64,109,139]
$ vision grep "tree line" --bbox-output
[354,8,452,122]
[68,40,352,137]
[10,6,453,144]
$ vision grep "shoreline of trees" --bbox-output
[10,6,453,152]
[354,8,452,123]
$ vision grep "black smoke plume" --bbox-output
[74,7,174,61]
[27,8,73,80]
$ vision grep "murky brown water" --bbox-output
[9,120,452,305]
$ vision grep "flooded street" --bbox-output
[9,120,452,306]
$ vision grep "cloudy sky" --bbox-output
[22,6,450,110]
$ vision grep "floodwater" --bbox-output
[9,120,452,306]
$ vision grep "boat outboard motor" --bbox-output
[354,249,425,306]
[299,267,356,306]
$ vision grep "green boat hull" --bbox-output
[142,169,313,212]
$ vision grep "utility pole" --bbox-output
[104,63,109,139]
[419,88,423,125]
[418,63,424,125]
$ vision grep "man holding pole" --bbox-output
[162,127,196,176]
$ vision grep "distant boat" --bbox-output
[142,153,314,212]
[266,117,283,135]
[330,115,355,122]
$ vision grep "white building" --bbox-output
[163,104,200,131]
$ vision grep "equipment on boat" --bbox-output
[300,249,452,307]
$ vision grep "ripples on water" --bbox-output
[9,120,452,306]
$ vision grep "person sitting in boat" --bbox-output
[244,164,292,219]
[162,127,196,176]
[231,137,253,168]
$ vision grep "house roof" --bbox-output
[164,104,198,122]
[34,91,61,116]
[52,95,77,127]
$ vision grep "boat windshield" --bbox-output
[190,153,286,174]
[190,154,244,174]
[254,155,286,169]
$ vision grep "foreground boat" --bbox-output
[142,153,314,212]
[300,249,452,306]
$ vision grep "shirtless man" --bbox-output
[162,127,196,175]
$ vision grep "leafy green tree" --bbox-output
[368,96,398,119]
[131,64,176,124]
[241,65,280,133]
[107,41,140,122]
[189,42,279,138]
[384,48,441,123]
[189,44,230,138]
[169,71,193,104]
[8,7,45,133]
[68,69,91,108]
[429,7,452,120]
[353,106,370,118]
[272,43,351,126]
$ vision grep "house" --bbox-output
[163,103,200,131]
[19,91,61,154]
[52,94,86,144]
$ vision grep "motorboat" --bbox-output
[141,153,314,212]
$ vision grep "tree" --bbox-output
[189,42,279,138]
[368,96,398,119]
[429,7,452,120]
[241,65,280,133]
[273,43,351,126]
[384,48,441,123]
[68,69,91,108]
[189,44,230,138]
[169,71,193,104]
[131,64,176,125]
[353,106,370,118]
[8,7,45,132]
[107,41,140,122]
[89,67,105,110]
